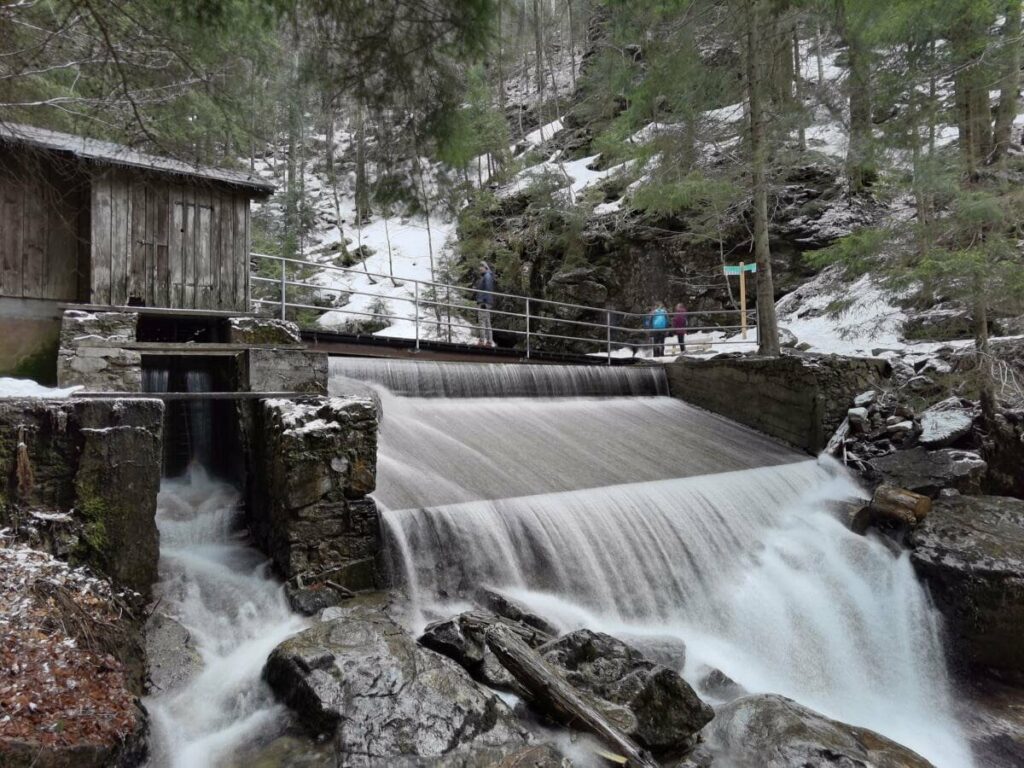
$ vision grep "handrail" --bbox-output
[250,252,757,361]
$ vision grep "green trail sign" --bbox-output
[723,263,757,276]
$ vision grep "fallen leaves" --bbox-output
[0,529,138,750]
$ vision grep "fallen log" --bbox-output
[850,484,932,534]
[485,624,659,768]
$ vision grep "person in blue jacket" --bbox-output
[473,261,496,346]
[649,301,669,357]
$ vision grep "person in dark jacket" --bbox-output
[649,301,669,357]
[473,261,496,346]
[672,302,688,353]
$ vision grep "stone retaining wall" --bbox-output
[247,396,382,592]
[0,397,163,596]
[666,354,890,452]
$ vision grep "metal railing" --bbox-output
[250,253,757,362]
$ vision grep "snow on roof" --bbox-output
[0,122,275,195]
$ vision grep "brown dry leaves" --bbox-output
[0,531,138,749]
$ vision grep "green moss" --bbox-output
[74,481,111,563]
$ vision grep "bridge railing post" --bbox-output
[279,257,287,321]
[525,298,531,359]
[606,310,612,365]
[414,281,420,351]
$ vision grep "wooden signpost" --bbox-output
[723,262,757,339]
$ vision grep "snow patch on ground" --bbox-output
[0,378,82,399]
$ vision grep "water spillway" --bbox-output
[331,357,974,768]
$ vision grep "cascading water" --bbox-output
[331,357,975,768]
[141,368,305,768]
[144,469,305,768]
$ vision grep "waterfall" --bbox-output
[331,359,975,768]
[330,356,669,397]
[144,468,306,768]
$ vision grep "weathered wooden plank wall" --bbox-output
[0,156,82,302]
[90,169,251,311]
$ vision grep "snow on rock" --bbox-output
[523,118,565,147]
[0,378,82,399]
[919,398,976,448]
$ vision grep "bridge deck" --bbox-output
[302,330,646,366]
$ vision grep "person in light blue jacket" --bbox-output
[649,301,669,357]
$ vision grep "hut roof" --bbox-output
[0,122,275,195]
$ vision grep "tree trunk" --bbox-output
[745,0,781,356]
[355,104,371,223]
[992,1,1022,163]
[839,1,874,193]
[568,0,576,90]
[975,276,996,421]
[793,22,806,152]
[533,0,544,100]
[285,51,301,260]
[485,625,660,768]
[953,13,995,176]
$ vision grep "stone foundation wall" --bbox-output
[666,354,890,452]
[56,310,142,391]
[0,398,163,596]
[248,396,381,592]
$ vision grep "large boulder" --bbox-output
[868,447,987,497]
[263,595,530,766]
[539,630,712,754]
[908,495,1024,682]
[704,694,934,767]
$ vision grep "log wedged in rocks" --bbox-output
[850,485,931,534]
[263,595,530,764]
[704,693,935,768]
[419,609,553,692]
[484,623,660,768]
[908,495,1024,682]
[475,587,559,637]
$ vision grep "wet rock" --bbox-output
[145,612,202,693]
[919,398,976,448]
[264,596,529,764]
[696,668,746,702]
[909,495,1024,682]
[868,447,987,497]
[493,744,568,767]
[285,583,347,616]
[476,588,559,636]
[226,733,336,768]
[619,635,687,671]
[539,630,713,754]
[704,694,934,767]
[420,610,552,691]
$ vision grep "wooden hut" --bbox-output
[0,122,274,312]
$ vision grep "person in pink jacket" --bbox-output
[672,302,688,353]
